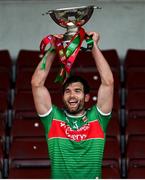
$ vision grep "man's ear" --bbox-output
[85,94,90,102]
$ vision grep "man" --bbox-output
[31,32,114,179]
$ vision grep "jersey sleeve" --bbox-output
[88,105,112,133]
[96,106,112,133]
[38,105,56,135]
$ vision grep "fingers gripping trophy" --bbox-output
[40,5,101,83]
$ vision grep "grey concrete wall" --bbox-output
[0,0,145,61]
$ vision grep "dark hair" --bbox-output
[62,75,90,94]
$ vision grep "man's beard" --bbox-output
[64,100,85,115]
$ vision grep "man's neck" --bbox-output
[65,110,86,118]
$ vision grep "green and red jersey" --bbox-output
[39,105,111,179]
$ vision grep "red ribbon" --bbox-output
[39,27,91,82]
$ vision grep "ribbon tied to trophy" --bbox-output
[40,5,101,83]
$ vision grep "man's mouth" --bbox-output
[68,99,78,107]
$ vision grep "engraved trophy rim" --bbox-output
[48,5,96,13]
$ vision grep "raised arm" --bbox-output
[89,32,114,114]
[31,49,56,115]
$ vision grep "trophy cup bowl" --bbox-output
[47,5,97,41]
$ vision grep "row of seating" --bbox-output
[0,49,145,178]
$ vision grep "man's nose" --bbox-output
[69,91,75,97]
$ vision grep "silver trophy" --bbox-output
[42,5,101,41]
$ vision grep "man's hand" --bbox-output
[51,34,64,48]
[87,32,100,47]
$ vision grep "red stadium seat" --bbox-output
[11,118,45,138]
[0,117,5,178]
[124,49,145,69]
[87,90,120,111]
[125,68,145,90]
[13,91,36,119]
[104,137,121,161]
[102,160,120,179]
[15,69,61,93]
[0,71,11,92]
[103,137,121,178]
[127,135,145,160]
[0,50,12,72]
[125,89,145,140]
[106,112,120,140]
[0,91,8,114]
[126,119,145,141]
[72,50,95,68]
[128,160,145,179]
[73,49,120,70]
[124,49,145,91]
[16,50,61,74]
[9,137,50,179]
[101,49,120,70]
[9,168,51,179]
[126,135,145,179]
[9,137,49,160]
[16,50,41,72]
[125,89,145,119]
[126,89,145,110]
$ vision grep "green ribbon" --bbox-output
[86,38,94,49]
[54,35,81,83]
[54,64,66,83]
[65,36,80,58]
[41,46,55,70]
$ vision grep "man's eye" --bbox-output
[75,89,81,93]
[65,90,70,93]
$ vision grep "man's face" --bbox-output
[63,82,89,115]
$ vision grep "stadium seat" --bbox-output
[0,119,4,178]
[0,91,8,114]
[13,91,36,119]
[15,69,60,92]
[73,49,120,70]
[0,149,3,178]
[11,118,45,138]
[72,50,95,68]
[16,50,61,74]
[128,160,145,179]
[124,49,145,91]
[0,71,11,92]
[125,89,145,139]
[9,137,50,178]
[124,49,145,69]
[106,112,120,140]
[101,49,120,70]
[87,90,120,111]
[126,89,145,111]
[104,137,121,161]
[0,50,12,72]
[8,167,51,179]
[103,136,121,178]
[126,135,145,179]
[16,50,41,72]
[125,89,145,119]
[126,119,145,141]
[125,68,145,90]
[102,160,120,179]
